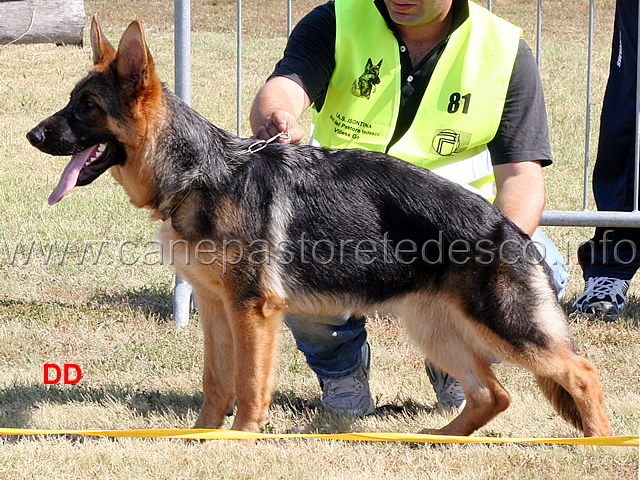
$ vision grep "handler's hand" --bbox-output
[254,109,305,144]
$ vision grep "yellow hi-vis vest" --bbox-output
[311,0,522,199]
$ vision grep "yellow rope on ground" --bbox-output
[0,428,637,447]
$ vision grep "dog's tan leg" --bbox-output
[400,294,511,436]
[193,290,236,430]
[420,353,511,436]
[531,343,612,437]
[228,297,284,433]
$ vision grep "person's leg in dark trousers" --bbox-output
[575,0,640,318]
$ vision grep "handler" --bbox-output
[250,0,568,415]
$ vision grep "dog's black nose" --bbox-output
[26,127,45,146]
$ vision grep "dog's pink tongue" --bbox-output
[48,145,97,205]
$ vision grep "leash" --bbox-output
[166,187,194,220]
[240,131,291,154]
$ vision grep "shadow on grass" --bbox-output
[0,382,204,430]
[375,398,435,416]
[0,288,176,324]
[271,390,433,418]
[0,383,436,435]
[270,389,435,434]
[90,285,175,322]
[0,298,81,316]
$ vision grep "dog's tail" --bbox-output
[535,376,583,432]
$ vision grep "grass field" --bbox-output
[0,0,638,478]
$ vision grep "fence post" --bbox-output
[237,0,242,135]
[634,0,640,212]
[173,0,194,328]
[582,0,594,212]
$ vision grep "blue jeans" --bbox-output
[531,228,568,300]
[285,228,568,379]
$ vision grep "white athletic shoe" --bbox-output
[573,276,630,321]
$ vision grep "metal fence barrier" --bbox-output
[170,0,640,325]
[535,0,640,227]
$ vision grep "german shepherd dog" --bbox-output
[351,58,383,99]
[27,18,612,437]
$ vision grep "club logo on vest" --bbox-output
[351,58,383,99]
[432,129,462,156]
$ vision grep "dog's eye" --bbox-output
[73,97,100,121]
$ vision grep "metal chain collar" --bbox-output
[240,131,291,154]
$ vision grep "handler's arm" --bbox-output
[493,160,545,237]
[250,76,311,144]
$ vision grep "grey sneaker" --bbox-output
[573,277,630,321]
[426,362,466,410]
[318,342,375,416]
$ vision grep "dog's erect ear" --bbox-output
[90,15,116,67]
[115,20,155,89]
